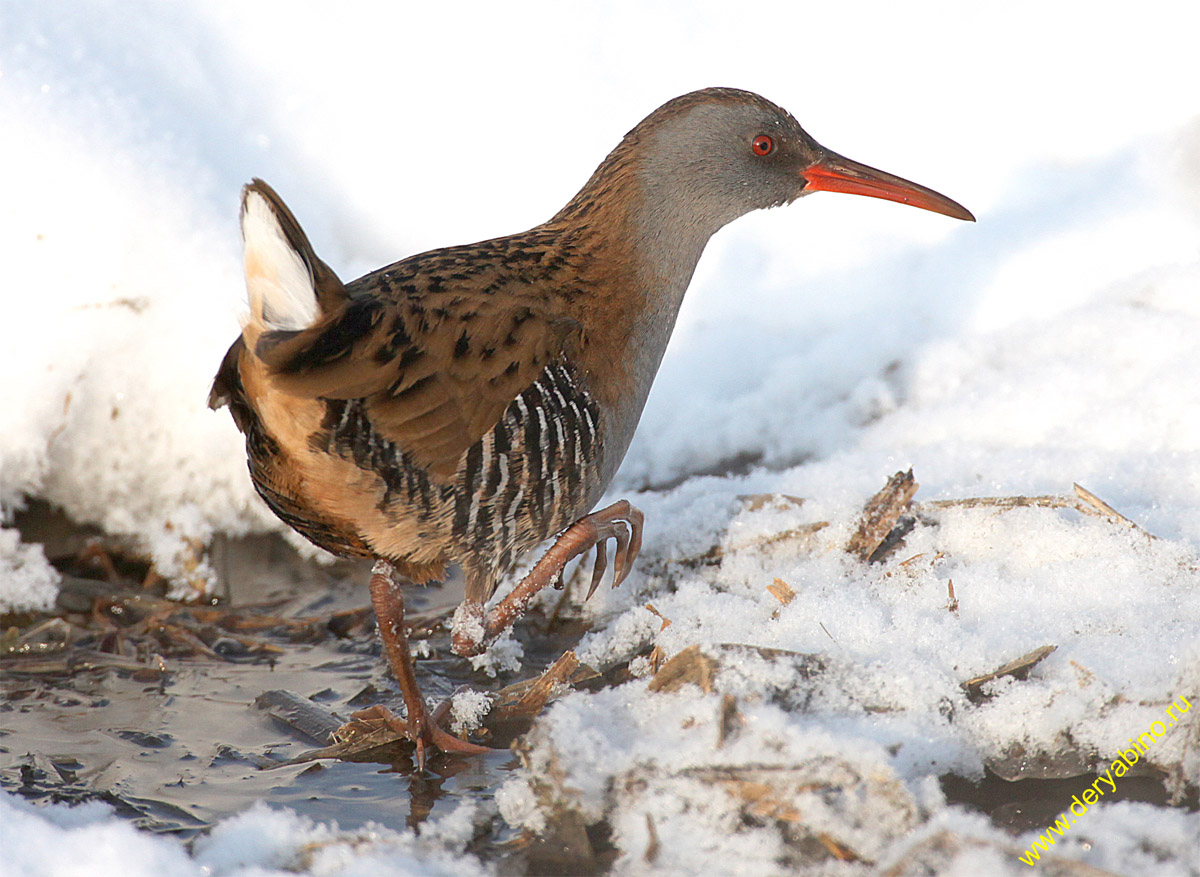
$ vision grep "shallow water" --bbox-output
[0,531,535,848]
[3,642,519,835]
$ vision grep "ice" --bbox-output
[5,0,1200,873]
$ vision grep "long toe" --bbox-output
[425,721,492,759]
[586,538,609,600]
[351,703,491,771]
[611,520,632,587]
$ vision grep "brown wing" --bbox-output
[252,279,583,481]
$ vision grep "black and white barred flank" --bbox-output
[317,361,603,580]
[452,361,603,573]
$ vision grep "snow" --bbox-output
[0,527,58,611]
[4,0,1200,874]
[0,794,488,877]
[466,628,525,678]
[449,688,495,735]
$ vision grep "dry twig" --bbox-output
[845,470,919,562]
[962,645,1057,702]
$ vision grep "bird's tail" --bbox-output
[238,179,345,348]
[209,179,351,414]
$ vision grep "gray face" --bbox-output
[636,95,821,233]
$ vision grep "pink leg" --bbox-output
[452,500,644,657]
[367,560,489,770]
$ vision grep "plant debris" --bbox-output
[648,643,826,696]
[962,645,1058,704]
[767,577,796,606]
[845,468,918,562]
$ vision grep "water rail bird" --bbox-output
[210,87,973,769]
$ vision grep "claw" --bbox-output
[627,507,644,567]
[611,520,631,587]
[586,537,609,601]
[478,500,646,646]
[413,729,428,772]
[423,716,491,763]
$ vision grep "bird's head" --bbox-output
[627,87,974,231]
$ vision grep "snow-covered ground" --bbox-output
[4,1,1200,873]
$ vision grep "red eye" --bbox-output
[752,134,774,156]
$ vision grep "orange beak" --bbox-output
[802,149,974,222]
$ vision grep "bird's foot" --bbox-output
[351,701,490,773]
[576,499,645,601]
[367,560,491,770]
[452,499,645,657]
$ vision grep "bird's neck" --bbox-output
[547,146,727,469]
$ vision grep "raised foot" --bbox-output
[452,499,645,657]
[350,702,491,773]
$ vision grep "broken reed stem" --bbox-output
[917,484,1153,538]
[946,580,958,615]
[845,469,918,562]
[514,650,581,712]
[1072,483,1148,533]
[962,644,1057,702]
[918,495,1070,512]
[675,522,829,568]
